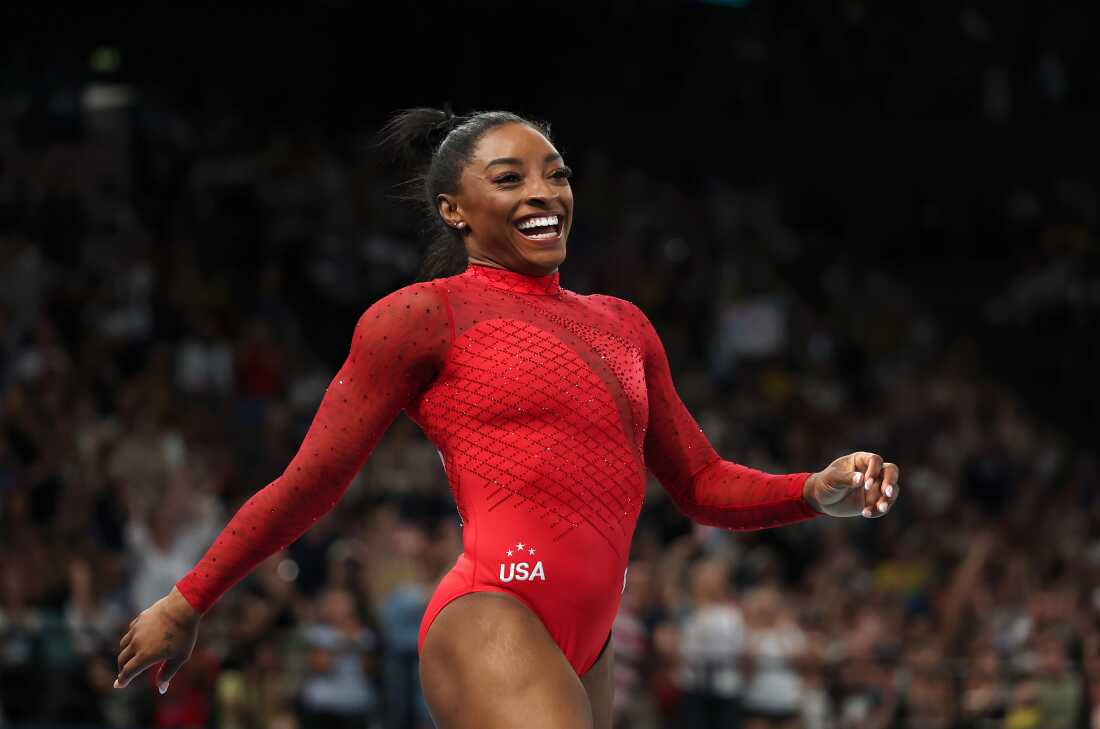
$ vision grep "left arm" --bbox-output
[633,304,819,530]
[632,302,900,525]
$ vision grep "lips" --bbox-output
[513,213,564,242]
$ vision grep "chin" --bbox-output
[525,244,566,269]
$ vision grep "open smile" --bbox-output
[513,213,564,243]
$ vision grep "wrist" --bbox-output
[167,586,202,626]
[802,473,825,514]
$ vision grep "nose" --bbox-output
[524,175,557,206]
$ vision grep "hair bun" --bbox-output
[427,102,461,145]
[378,106,462,165]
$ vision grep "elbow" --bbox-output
[666,485,724,529]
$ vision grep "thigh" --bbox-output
[580,633,614,729]
[419,592,594,729]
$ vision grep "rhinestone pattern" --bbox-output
[176,262,818,616]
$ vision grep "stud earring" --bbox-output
[455,222,466,229]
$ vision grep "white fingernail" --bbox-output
[159,682,169,694]
[853,472,862,485]
[884,485,893,498]
[865,479,874,492]
[862,507,872,518]
[878,501,888,513]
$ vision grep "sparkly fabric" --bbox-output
[176,262,818,676]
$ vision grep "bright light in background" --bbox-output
[89,46,121,74]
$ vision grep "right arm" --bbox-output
[115,282,452,690]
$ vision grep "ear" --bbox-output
[437,194,467,231]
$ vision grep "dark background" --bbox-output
[1,2,1098,729]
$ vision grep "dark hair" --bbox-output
[379,107,553,282]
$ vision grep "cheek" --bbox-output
[474,191,520,226]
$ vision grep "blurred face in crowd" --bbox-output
[1037,635,1068,677]
[689,559,730,604]
[320,587,357,627]
[745,585,782,627]
[439,123,573,277]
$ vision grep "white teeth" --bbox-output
[517,215,560,230]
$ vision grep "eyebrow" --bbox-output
[484,153,563,170]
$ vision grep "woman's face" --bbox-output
[439,123,573,276]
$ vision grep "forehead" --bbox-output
[470,123,559,164]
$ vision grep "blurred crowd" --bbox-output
[2,8,1099,728]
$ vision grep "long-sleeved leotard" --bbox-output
[176,262,819,676]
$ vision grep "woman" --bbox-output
[739,586,809,729]
[114,108,901,729]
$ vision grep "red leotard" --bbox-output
[176,262,819,676]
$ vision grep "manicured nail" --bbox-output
[159,682,169,695]
[877,501,888,513]
[853,472,862,485]
[865,478,874,492]
[884,485,893,498]
[113,679,121,689]
[862,507,872,518]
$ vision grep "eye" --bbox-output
[551,166,573,181]
[493,172,521,185]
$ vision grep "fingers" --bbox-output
[156,655,187,694]
[853,452,884,517]
[115,651,161,689]
[117,642,136,673]
[874,462,900,515]
[867,461,900,518]
[119,629,133,652]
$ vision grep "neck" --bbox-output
[466,254,558,277]
[462,258,562,296]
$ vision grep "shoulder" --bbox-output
[358,279,452,327]
[578,292,649,324]
[582,293,658,348]
[350,280,454,360]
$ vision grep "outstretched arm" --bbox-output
[176,282,452,612]
[633,303,819,531]
[115,281,452,691]
[633,303,901,526]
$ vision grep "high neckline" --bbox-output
[463,262,562,296]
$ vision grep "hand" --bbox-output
[116,586,200,694]
[803,452,900,518]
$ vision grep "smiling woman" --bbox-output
[379,108,573,280]
[113,107,900,729]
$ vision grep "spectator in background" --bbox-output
[740,585,807,729]
[1003,678,1042,729]
[959,645,1009,728]
[677,557,747,728]
[612,560,660,729]
[379,525,436,729]
[297,587,380,729]
[214,641,296,729]
[65,558,127,658]
[1033,631,1082,729]
[124,484,221,612]
[0,568,44,723]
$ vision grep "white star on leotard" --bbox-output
[506,549,513,557]
[517,542,525,550]
[528,548,536,555]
